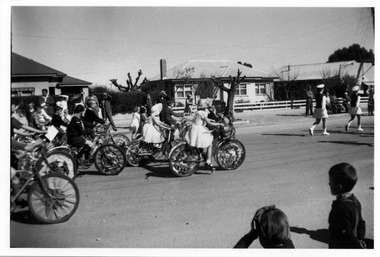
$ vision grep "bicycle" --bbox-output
[125,124,183,167]
[49,126,127,175]
[10,152,80,224]
[13,134,78,180]
[169,120,246,177]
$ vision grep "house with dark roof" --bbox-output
[275,60,374,96]
[11,52,91,97]
[146,59,278,106]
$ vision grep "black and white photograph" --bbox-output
[1,0,377,256]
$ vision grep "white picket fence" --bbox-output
[173,97,369,113]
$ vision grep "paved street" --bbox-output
[9,109,374,253]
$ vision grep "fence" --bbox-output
[173,97,369,113]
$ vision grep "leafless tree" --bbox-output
[111,69,146,92]
[211,69,246,120]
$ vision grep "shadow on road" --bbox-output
[143,163,215,179]
[262,133,306,137]
[318,140,374,147]
[11,210,39,224]
[290,227,374,248]
[290,227,329,245]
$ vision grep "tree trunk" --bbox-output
[225,91,235,120]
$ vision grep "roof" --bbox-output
[149,60,272,81]
[57,75,92,86]
[12,52,66,77]
[276,61,374,82]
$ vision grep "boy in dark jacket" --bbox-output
[328,163,366,248]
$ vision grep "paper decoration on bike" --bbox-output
[45,125,59,141]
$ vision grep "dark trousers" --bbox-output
[305,98,313,115]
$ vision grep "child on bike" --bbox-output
[234,205,295,248]
[142,103,170,148]
[66,105,95,159]
[185,99,224,172]
[328,163,367,248]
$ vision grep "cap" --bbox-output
[40,102,46,107]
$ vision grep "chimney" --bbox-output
[160,59,167,80]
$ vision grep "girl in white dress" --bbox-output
[129,106,140,140]
[345,86,363,131]
[142,103,170,145]
[309,84,329,136]
[185,99,224,171]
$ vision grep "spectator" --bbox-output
[184,94,193,114]
[32,104,52,130]
[38,88,55,116]
[325,91,332,114]
[129,106,141,140]
[342,91,350,113]
[99,92,117,131]
[367,89,374,116]
[142,86,153,116]
[309,84,329,136]
[345,86,363,132]
[305,86,314,116]
[329,90,339,114]
[56,95,71,122]
[328,163,366,248]
[234,205,295,248]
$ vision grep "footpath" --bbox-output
[112,107,366,133]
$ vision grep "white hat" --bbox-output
[316,84,325,89]
[352,86,359,92]
[197,99,207,109]
[151,103,163,116]
[40,102,46,107]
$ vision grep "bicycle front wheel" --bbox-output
[36,150,78,180]
[169,143,200,177]
[110,133,131,152]
[215,139,246,170]
[28,174,80,224]
[94,144,126,175]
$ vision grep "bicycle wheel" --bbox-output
[125,140,145,167]
[215,139,246,170]
[28,174,80,224]
[169,143,200,177]
[35,150,78,180]
[110,133,131,152]
[94,144,126,175]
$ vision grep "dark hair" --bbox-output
[140,106,147,114]
[252,205,290,247]
[42,89,48,92]
[329,163,357,193]
[74,104,85,114]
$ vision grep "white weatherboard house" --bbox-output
[147,59,278,106]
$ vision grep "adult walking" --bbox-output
[305,86,314,116]
[309,84,329,136]
[39,88,55,116]
[99,92,117,131]
[367,89,374,116]
[345,86,363,132]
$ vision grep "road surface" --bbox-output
[8,112,374,254]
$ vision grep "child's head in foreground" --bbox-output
[328,163,357,196]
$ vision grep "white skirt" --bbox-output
[142,123,164,143]
[349,106,362,115]
[313,108,328,119]
[185,124,213,148]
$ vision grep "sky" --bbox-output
[5,1,375,89]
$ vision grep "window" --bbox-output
[235,84,247,96]
[11,87,35,96]
[255,84,266,95]
[175,84,193,98]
